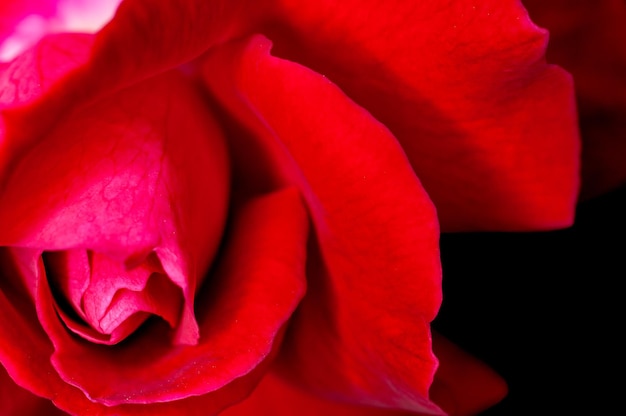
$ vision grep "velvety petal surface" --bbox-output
[262,0,580,231]
[430,333,508,416]
[524,0,626,198]
[202,35,442,414]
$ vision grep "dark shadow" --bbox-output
[434,186,626,414]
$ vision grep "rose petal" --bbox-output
[523,0,626,198]
[430,333,508,416]
[202,35,442,414]
[221,372,416,416]
[261,0,580,231]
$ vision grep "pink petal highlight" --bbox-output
[0,0,121,61]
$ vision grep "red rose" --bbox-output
[0,1,579,415]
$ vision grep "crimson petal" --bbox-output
[202,35,442,414]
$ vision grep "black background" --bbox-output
[433,187,625,415]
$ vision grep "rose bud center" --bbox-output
[43,249,183,345]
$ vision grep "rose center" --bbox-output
[43,249,183,345]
